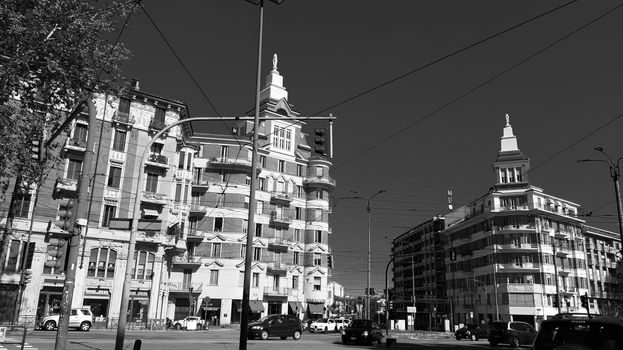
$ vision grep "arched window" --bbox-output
[88,248,117,278]
[132,251,155,280]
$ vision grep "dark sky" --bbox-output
[119,0,623,295]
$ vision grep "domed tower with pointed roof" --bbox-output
[491,114,530,190]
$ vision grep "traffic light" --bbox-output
[389,300,394,310]
[22,269,33,284]
[580,294,589,310]
[552,294,559,308]
[313,128,327,155]
[30,139,42,160]
[44,238,67,269]
[55,199,75,232]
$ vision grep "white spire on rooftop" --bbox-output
[500,113,519,152]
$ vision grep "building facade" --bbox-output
[391,115,621,330]
[0,57,336,327]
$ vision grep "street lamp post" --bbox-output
[365,190,386,318]
[578,147,623,247]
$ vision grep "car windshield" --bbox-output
[256,316,271,323]
[81,309,92,315]
[491,322,508,330]
[315,318,327,323]
[535,321,622,350]
[351,320,371,328]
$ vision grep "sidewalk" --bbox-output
[384,330,453,340]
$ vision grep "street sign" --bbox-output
[407,306,416,313]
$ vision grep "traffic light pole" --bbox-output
[54,97,97,350]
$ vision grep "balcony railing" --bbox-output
[186,230,204,241]
[67,138,87,149]
[146,154,168,168]
[188,203,206,217]
[112,111,135,125]
[172,255,202,267]
[302,176,336,189]
[167,282,202,294]
[149,119,167,131]
[270,191,293,204]
[266,262,288,276]
[207,156,256,173]
[267,238,290,253]
[192,173,210,190]
[270,212,291,226]
[53,177,78,198]
[263,287,291,296]
[141,191,167,205]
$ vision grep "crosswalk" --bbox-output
[0,342,38,350]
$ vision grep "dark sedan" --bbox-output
[341,319,382,345]
[455,323,489,341]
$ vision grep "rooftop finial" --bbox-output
[272,53,278,72]
[505,113,510,126]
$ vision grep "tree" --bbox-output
[0,0,133,276]
[0,0,132,188]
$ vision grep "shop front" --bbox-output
[83,286,111,328]
[0,283,19,323]
[128,289,150,329]
[37,286,64,320]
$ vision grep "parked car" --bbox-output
[38,308,94,332]
[247,314,303,340]
[173,316,206,330]
[550,312,591,320]
[341,319,383,345]
[309,317,337,333]
[532,316,623,350]
[488,320,536,348]
[335,318,350,332]
[455,323,489,341]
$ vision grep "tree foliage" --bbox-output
[0,0,133,189]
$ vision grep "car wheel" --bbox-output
[471,334,477,341]
[323,326,328,333]
[342,336,348,345]
[175,324,182,330]
[280,336,287,340]
[79,321,91,332]
[489,341,498,346]
[510,337,520,348]
[293,330,301,340]
[44,321,56,331]
[260,330,269,340]
[456,336,462,341]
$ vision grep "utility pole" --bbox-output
[55,97,97,350]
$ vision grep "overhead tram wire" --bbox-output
[330,2,623,171]
[255,0,582,146]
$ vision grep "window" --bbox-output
[253,247,262,261]
[315,190,323,199]
[252,272,260,287]
[256,200,264,214]
[132,251,155,279]
[209,269,219,285]
[183,184,189,204]
[112,129,126,152]
[500,168,507,183]
[118,97,131,115]
[178,152,185,169]
[278,160,285,172]
[313,276,321,291]
[244,195,249,209]
[296,164,303,176]
[242,219,248,233]
[239,271,245,287]
[4,240,31,272]
[154,106,165,123]
[314,253,322,266]
[220,146,228,159]
[296,185,304,198]
[67,159,82,180]
[294,229,302,242]
[272,125,292,151]
[151,142,163,155]
[260,155,266,168]
[145,172,158,192]
[189,217,199,232]
[315,230,322,243]
[214,217,223,232]
[87,248,117,278]
[240,245,246,259]
[293,251,300,265]
[258,178,265,190]
[516,167,523,182]
[295,207,302,220]
[73,123,88,143]
[292,275,299,290]
[186,152,192,170]
[10,191,31,218]
[255,223,262,237]
[107,166,122,188]
[211,243,221,258]
[102,205,116,227]
[245,176,251,186]
[174,183,182,203]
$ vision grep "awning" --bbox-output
[142,209,159,217]
[307,303,324,315]
[288,301,302,313]
[249,300,264,313]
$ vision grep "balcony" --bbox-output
[270,211,291,227]
[162,236,187,253]
[136,231,162,244]
[112,111,135,127]
[192,176,210,191]
[270,191,293,204]
[172,255,202,268]
[266,262,288,276]
[554,230,568,239]
[53,177,78,199]
[267,238,290,253]
[167,282,202,294]
[302,176,336,190]
[64,138,86,153]
[188,203,206,217]
[208,156,256,173]
[149,119,167,131]
[145,154,169,169]
[263,286,291,297]
[141,191,167,205]
[186,230,204,242]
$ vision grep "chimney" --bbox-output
[130,79,140,91]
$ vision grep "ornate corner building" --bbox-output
[0,57,335,327]
[391,115,622,330]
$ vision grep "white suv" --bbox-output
[310,318,337,333]
[39,308,94,331]
[334,318,350,332]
